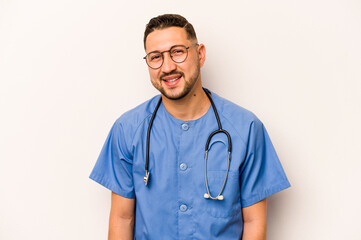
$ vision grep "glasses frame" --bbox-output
[143,43,199,69]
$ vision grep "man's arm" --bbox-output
[242,198,267,240]
[108,192,135,240]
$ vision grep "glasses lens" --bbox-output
[147,52,163,69]
[170,46,187,63]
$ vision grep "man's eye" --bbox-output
[171,49,185,55]
[150,54,161,61]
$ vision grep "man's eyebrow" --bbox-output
[146,49,161,55]
[146,44,185,55]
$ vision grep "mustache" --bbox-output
[160,71,184,79]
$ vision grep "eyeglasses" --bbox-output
[143,43,199,69]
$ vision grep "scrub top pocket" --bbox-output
[204,170,241,218]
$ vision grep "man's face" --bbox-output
[145,27,204,100]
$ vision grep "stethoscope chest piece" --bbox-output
[144,171,150,186]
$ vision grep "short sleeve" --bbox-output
[89,121,135,198]
[240,119,290,207]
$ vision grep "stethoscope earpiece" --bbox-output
[204,193,224,200]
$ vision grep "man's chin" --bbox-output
[161,88,189,101]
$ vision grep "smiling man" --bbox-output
[90,14,290,240]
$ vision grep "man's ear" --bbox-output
[198,44,206,67]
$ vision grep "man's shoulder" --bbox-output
[114,95,161,128]
[214,92,260,125]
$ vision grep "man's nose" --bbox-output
[161,52,177,73]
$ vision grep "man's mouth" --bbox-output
[161,73,183,87]
[163,76,181,82]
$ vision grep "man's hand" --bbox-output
[242,198,267,240]
[108,192,135,240]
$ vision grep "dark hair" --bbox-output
[143,14,197,49]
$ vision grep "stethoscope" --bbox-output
[144,88,232,201]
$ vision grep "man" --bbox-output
[90,14,290,240]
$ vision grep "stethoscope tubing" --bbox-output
[144,97,162,186]
[144,88,232,201]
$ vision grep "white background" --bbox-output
[1,0,360,239]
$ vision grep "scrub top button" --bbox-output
[179,163,188,171]
[181,123,189,131]
[180,204,188,212]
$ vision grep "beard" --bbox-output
[152,62,201,101]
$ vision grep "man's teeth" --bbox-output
[164,77,180,82]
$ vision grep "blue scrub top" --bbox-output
[90,91,290,239]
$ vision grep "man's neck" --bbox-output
[161,84,211,121]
